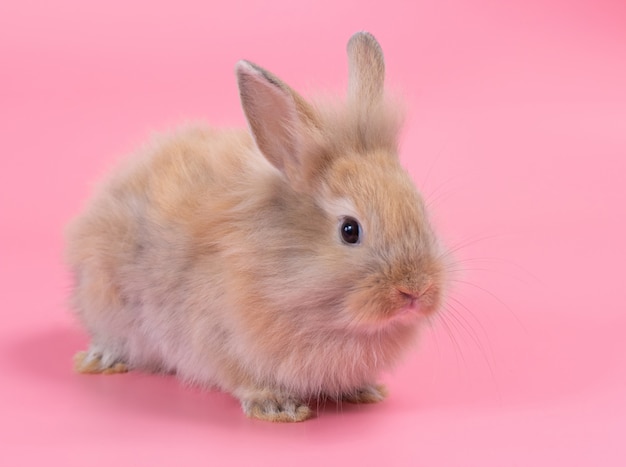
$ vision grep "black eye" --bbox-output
[340,217,361,244]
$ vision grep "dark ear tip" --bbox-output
[235,60,284,90]
[235,60,261,78]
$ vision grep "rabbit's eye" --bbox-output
[340,217,361,245]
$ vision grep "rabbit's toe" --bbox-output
[241,395,312,422]
[73,345,128,374]
[342,383,388,404]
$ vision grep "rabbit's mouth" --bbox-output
[389,283,441,321]
[396,299,421,316]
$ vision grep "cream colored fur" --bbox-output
[66,32,446,422]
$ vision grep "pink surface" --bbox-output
[1,0,625,465]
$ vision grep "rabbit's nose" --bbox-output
[396,287,419,302]
[394,287,422,315]
[395,281,438,316]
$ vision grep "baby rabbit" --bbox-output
[66,31,446,422]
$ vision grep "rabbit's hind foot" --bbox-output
[73,345,129,375]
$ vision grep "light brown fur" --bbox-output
[66,32,446,422]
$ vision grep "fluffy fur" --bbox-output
[65,32,446,422]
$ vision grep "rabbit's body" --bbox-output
[67,32,446,422]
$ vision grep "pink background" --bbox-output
[1,0,625,465]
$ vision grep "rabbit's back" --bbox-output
[65,125,261,374]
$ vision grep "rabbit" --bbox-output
[65,31,447,422]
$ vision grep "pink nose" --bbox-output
[395,287,422,315]
[396,287,420,302]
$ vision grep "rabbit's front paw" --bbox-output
[342,383,388,404]
[241,393,312,422]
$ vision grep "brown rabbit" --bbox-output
[66,31,446,422]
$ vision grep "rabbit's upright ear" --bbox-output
[236,60,316,181]
[347,32,385,108]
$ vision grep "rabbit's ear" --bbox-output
[236,60,316,179]
[347,32,385,108]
